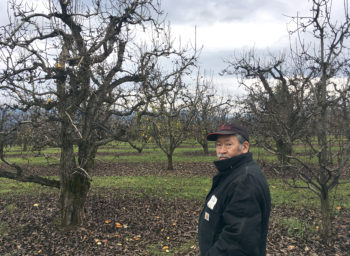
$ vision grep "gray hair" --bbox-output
[236,134,246,144]
[236,134,246,151]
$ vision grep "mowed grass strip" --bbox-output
[92,175,211,200]
[0,177,56,195]
[1,176,349,211]
[4,141,336,165]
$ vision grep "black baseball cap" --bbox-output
[207,121,249,142]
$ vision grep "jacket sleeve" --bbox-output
[206,175,263,256]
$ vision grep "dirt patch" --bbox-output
[0,161,219,178]
[1,161,349,255]
[1,191,349,255]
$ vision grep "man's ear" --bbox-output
[241,141,250,154]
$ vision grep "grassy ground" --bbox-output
[1,176,349,209]
[2,140,350,210]
[1,141,350,255]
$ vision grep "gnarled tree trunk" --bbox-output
[59,119,91,227]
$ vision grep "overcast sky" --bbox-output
[0,0,345,95]
[161,0,311,70]
[157,0,314,94]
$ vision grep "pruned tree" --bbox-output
[223,51,311,164]
[223,0,350,241]
[191,70,231,155]
[0,107,60,187]
[148,75,198,170]
[0,0,197,227]
[115,114,151,154]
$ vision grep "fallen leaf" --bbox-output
[288,245,295,250]
[116,222,123,228]
[162,246,169,250]
[105,219,111,224]
[336,206,342,211]
[95,238,102,245]
[33,203,39,207]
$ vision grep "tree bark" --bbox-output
[60,171,90,227]
[320,188,331,242]
[167,154,174,170]
[202,140,209,155]
[59,121,91,227]
[276,139,292,164]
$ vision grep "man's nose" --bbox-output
[218,146,227,153]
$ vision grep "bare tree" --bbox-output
[0,107,60,187]
[224,0,350,241]
[148,75,198,170]
[223,51,311,164]
[191,71,231,155]
[125,115,152,153]
[0,0,197,227]
[289,0,350,240]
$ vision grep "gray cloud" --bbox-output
[161,0,290,25]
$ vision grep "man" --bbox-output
[198,122,271,256]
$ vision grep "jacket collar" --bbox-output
[214,152,252,173]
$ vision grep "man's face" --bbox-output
[215,135,249,160]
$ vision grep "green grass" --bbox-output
[93,176,350,210]
[2,156,60,165]
[269,179,350,210]
[2,140,349,254]
[1,174,349,254]
[92,175,211,200]
[279,217,315,239]
[2,140,326,165]
[0,178,57,196]
[5,203,16,213]
[96,153,217,163]
[1,175,349,210]
[0,221,10,238]
[4,138,348,166]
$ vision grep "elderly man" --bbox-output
[198,122,271,256]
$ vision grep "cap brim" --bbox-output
[206,131,237,141]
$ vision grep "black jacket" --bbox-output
[198,152,271,256]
